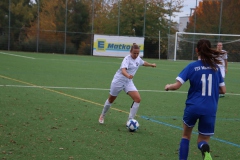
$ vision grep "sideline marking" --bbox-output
[0,84,240,96]
[141,116,240,148]
[0,52,35,59]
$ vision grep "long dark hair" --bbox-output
[197,39,223,71]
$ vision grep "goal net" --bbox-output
[168,32,240,62]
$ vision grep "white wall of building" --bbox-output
[178,16,189,32]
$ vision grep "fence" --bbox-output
[0,0,238,61]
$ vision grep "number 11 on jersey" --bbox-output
[201,74,212,96]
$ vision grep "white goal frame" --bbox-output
[174,32,240,61]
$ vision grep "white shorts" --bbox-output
[219,66,225,78]
[109,81,137,96]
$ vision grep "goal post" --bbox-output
[170,32,240,62]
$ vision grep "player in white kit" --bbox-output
[99,43,156,124]
[216,42,228,97]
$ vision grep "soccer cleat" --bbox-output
[99,114,104,124]
[201,144,212,160]
[203,152,212,160]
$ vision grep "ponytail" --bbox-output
[197,39,223,71]
[130,43,139,52]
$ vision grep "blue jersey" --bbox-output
[176,60,225,116]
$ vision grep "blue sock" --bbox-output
[198,141,207,150]
[179,138,190,160]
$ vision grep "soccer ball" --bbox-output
[126,119,139,132]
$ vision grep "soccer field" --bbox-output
[0,51,239,160]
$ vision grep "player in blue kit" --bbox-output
[99,43,156,124]
[165,39,226,160]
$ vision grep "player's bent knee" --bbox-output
[134,97,141,103]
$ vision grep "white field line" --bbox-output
[0,84,240,96]
[0,52,35,59]
[0,85,109,91]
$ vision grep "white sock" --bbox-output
[128,102,140,120]
[101,99,112,116]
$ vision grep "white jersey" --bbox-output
[112,55,144,84]
[217,50,228,67]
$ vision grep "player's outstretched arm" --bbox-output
[143,61,156,67]
[165,81,182,91]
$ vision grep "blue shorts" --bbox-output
[183,110,216,136]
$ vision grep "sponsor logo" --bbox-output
[95,39,141,52]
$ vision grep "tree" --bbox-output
[0,1,9,31]
[1,0,185,56]
[182,0,240,62]
[67,0,90,50]
[26,0,90,53]
[98,0,183,58]
[27,0,65,41]
[0,0,36,49]
[185,0,240,34]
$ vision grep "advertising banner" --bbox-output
[93,35,144,57]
